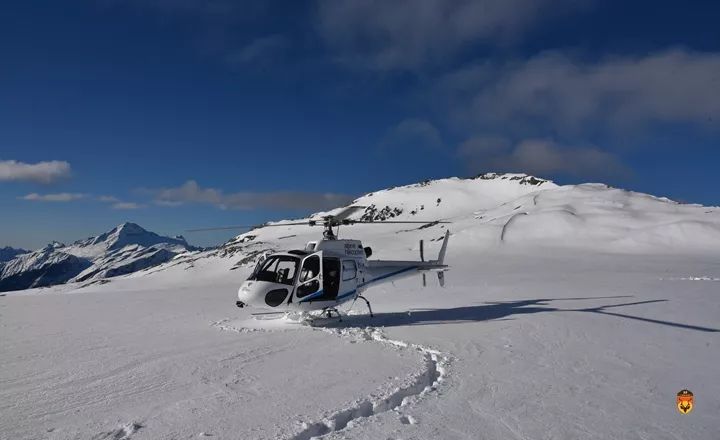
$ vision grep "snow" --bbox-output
[1,174,719,439]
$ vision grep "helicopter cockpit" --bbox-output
[239,250,350,309]
[248,255,299,285]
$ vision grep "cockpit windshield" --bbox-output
[249,255,299,285]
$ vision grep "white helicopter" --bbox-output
[192,206,450,319]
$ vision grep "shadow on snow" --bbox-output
[325,295,719,333]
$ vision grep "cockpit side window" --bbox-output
[296,255,321,298]
[249,256,299,285]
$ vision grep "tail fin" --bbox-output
[420,239,427,287]
[436,230,450,264]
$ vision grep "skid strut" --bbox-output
[358,295,374,317]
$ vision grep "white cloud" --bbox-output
[458,137,630,180]
[154,200,184,207]
[20,192,86,202]
[112,202,143,210]
[98,195,143,210]
[441,49,720,135]
[316,0,592,71]
[0,160,72,184]
[19,192,144,208]
[151,180,355,211]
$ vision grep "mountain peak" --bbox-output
[66,222,192,254]
[114,222,147,233]
[471,172,552,186]
[43,241,66,251]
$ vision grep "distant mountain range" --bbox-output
[0,246,29,263]
[0,223,197,292]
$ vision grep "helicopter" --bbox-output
[190,206,450,319]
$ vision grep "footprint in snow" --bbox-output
[92,422,143,440]
[399,415,417,425]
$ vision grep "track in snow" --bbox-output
[212,317,451,440]
[289,326,450,440]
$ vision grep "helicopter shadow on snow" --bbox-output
[321,295,720,333]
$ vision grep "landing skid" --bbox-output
[250,310,341,326]
[247,297,375,327]
[290,307,345,327]
[322,307,343,321]
[250,311,289,321]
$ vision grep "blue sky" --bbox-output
[1,0,719,249]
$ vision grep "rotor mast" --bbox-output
[322,221,338,240]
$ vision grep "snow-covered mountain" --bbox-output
[0,223,197,292]
[161,172,720,277]
[0,246,28,262]
[343,172,720,252]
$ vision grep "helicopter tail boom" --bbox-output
[364,230,450,287]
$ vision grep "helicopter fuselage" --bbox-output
[236,232,449,314]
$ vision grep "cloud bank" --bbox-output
[20,192,86,202]
[151,180,356,211]
[0,160,72,184]
[441,49,720,135]
[458,138,630,180]
[316,0,592,71]
[18,192,145,210]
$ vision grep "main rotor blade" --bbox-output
[329,205,366,223]
[264,222,318,227]
[186,225,258,232]
[186,217,449,232]
[186,221,314,232]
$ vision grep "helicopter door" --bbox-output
[293,251,323,302]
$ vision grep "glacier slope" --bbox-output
[2,250,717,440]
